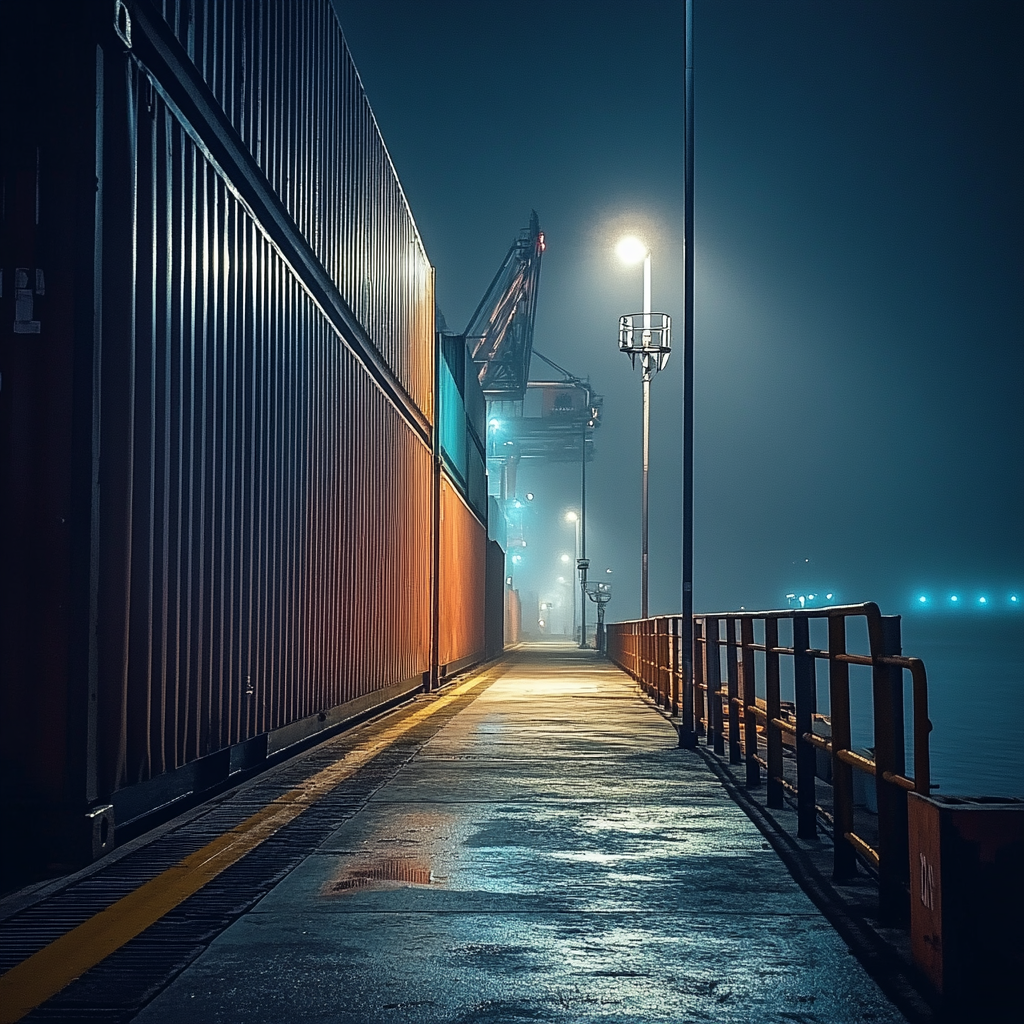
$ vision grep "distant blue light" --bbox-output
[950,595,958,603]
[979,596,987,604]
[918,596,927,603]
[826,593,833,600]
[1012,595,1019,603]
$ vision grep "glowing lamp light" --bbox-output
[979,596,987,604]
[526,492,534,501]
[919,596,927,604]
[1012,596,1019,603]
[488,418,500,429]
[826,593,834,600]
[951,595,959,603]
[560,554,571,564]
[564,511,578,523]
[616,235,648,264]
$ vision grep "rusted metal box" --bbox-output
[908,792,1024,1013]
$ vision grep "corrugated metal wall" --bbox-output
[153,0,434,418]
[1,0,490,871]
[102,71,433,792]
[438,474,487,671]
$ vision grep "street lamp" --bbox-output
[617,236,671,619]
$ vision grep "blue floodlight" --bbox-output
[979,596,987,605]
[950,595,958,603]
[1011,595,1019,603]
[918,596,927,604]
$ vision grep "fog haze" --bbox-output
[333,0,1023,620]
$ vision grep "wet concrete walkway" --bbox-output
[132,643,906,1023]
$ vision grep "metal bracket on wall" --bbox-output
[86,804,115,861]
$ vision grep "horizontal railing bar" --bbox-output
[845,831,880,870]
[883,770,916,792]
[612,601,882,626]
[803,731,830,752]
[836,749,876,775]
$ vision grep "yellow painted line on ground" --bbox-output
[0,670,499,1024]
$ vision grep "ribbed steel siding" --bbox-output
[438,473,487,669]
[152,0,434,418]
[105,73,431,792]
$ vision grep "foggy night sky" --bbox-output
[333,0,1023,620]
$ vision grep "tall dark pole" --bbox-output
[679,0,697,748]
[580,411,588,647]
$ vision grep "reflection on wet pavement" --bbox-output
[132,644,909,1024]
[324,860,435,894]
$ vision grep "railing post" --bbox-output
[706,618,724,756]
[663,617,671,709]
[692,618,705,739]
[765,617,783,809]
[725,617,741,764]
[828,613,857,880]
[656,618,666,706]
[642,620,649,693]
[740,618,759,788]
[670,617,681,717]
[793,615,818,840]
[871,612,909,923]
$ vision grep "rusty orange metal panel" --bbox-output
[0,1,436,872]
[908,792,1024,1012]
[97,79,434,793]
[438,472,487,671]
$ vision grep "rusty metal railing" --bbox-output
[607,603,931,920]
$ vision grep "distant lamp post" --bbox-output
[565,512,581,638]
[617,236,671,619]
[586,581,613,653]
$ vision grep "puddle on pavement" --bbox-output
[322,858,438,895]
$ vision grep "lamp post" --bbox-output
[564,511,580,640]
[679,0,696,749]
[617,237,671,620]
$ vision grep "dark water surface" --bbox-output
[899,614,1023,798]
